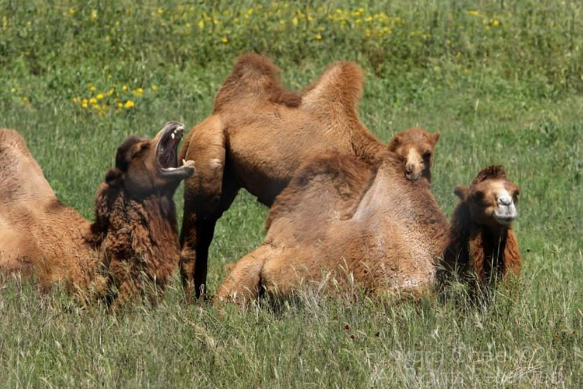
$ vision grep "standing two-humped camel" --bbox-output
[216,160,522,304]
[179,53,440,301]
[0,123,195,308]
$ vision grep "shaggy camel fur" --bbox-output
[442,165,522,286]
[216,150,449,304]
[0,123,195,307]
[179,53,440,301]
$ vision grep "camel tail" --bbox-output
[214,54,301,111]
[301,62,364,116]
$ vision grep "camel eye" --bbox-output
[473,190,485,202]
[132,143,149,158]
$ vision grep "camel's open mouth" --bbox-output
[155,121,195,178]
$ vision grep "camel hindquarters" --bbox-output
[215,245,275,305]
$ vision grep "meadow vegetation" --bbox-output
[1,0,582,388]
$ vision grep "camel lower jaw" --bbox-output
[493,213,517,226]
[159,159,195,179]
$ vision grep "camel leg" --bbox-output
[214,245,273,305]
[179,116,239,303]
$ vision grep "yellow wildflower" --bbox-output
[22,97,29,103]
[157,8,164,15]
[67,8,75,16]
[122,85,128,91]
[292,17,298,26]
[92,104,100,110]
[89,85,97,91]
[96,93,104,100]
[106,89,114,96]
[134,87,143,96]
[467,10,481,17]
[91,10,98,20]
[124,100,135,109]
[82,100,88,108]
[117,102,123,109]
[221,37,229,44]
[492,19,500,26]
[198,20,204,29]
[151,85,158,91]
[315,33,322,40]
[89,97,97,104]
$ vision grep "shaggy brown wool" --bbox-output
[442,165,522,286]
[0,123,194,307]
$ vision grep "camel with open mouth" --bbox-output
[0,122,195,307]
[179,53,440,301]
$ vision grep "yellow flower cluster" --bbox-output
[72,84,157,115]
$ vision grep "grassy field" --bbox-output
[1,0,583,388]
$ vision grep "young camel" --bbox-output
[179,53,440,301]
[216,161,522,304]
[0,123,195,307]
[442,165,522,287]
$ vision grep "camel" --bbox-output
[216,160,522,304]
[215,149,450,304]
[179,53,440,301]
[441,165,522,287]
[0,122,195,307]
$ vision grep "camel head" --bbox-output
[453,165,520,230]
[387,127,440,182]
[105,121,195,197]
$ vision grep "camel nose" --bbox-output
[498,194,512,206]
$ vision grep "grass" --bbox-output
[1,0,583,388]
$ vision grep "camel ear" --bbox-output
[454,185,469,200]
[432,131,441,144]
[105,168,123,187]
[388,135,402,151]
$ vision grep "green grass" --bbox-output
[1,0,583,388]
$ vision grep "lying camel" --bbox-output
[442,165,522,286]
[0,122,195,307]
[179,53,440,301]
[216,160,522,303]
[216,149,449,304]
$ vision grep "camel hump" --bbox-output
[266,153,370,230]
[0,128,27,150]
[0,129,55,202]
[301,61,364,117]
[214,54,301,112]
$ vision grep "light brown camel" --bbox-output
[216,161,522,304]
[215,149,449,304]
[0,122,195,307]
[179,53,440,301]
[441,165,522,286]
